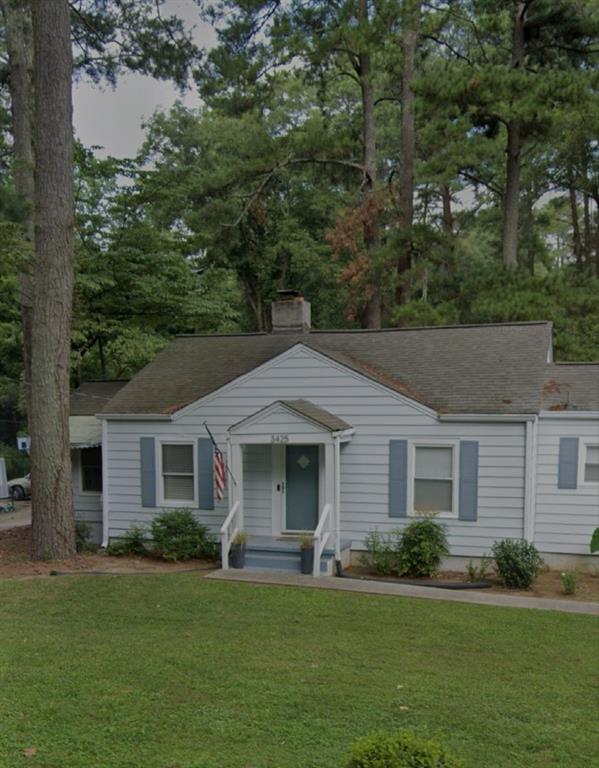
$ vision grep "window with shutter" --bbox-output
[161,443,195,503]
[413,446,455,515]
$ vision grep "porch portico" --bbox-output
[220,400,354,576]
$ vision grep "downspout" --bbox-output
[101,418,109,548]
[334,434,341,565]
[523,416,538,543]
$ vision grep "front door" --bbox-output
[285,445,319,531]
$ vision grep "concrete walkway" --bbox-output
[207,568,599,616]
[0,501,30,531]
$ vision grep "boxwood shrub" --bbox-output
[491,538,544,589]
[151,509,218,561]
[396,519,449,578]
[347,730,464,768]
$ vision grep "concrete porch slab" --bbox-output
[206,568,599,616]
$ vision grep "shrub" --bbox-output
[106,525,147,556]
[396,520,449,578]
[491,539,544,589]
[0,442,30,480]
[465,555,492,583]
[347,730,464,768]
[74,521,95,553]
[151,509,217,561]
[560,571,578,595]
[361,530,398,575]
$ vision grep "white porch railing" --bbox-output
[220,500,241,570]
[312,502,333,577]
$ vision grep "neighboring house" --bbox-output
[70,380,128,543]
[74,293,599,573]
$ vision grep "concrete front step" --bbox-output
[239,538,353,576]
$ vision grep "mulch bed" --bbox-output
[345,565,599,602]
[0,525,215,579]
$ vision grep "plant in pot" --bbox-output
[230,531,248,569]
[300,534,315,575]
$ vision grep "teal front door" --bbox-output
[285,445,319,531]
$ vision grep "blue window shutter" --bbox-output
[558,437,578,489]
[389,440,408,517]
[140,437,156,508]
[197,438,214,509]
[459,441,479,521]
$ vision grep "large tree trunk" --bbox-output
[30,0,76,560]
[502,1,526,269]
[568,184,583,269]
[358,0,381,329]
[440,184,454,235]
[396,0,421,304]
[1,0,34,420]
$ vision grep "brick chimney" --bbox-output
[271,290,311,334]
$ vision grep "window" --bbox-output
[413,445,455,515]
[161,443,195,502]
[81,447,102,493]
[583,444,599,484]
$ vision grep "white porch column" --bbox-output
[229,441,243,530]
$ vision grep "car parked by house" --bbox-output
[8,473,31,500]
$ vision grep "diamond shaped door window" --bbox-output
[297,455,310,469]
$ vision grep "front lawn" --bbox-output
[0,575,597,768]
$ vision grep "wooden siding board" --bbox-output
[534,417,599,554]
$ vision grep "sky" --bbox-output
[72,1,215,158]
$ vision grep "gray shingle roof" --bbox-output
[281,400,352,431]
[101,322,561,416]
[541,364,599,411]
[70,380,129,416]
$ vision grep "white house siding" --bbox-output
[71,449,103,544]
[104,345,526,556]
[535,416,599,555]
[242,444,272,537]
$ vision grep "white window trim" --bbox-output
[157,438,198,508]
[79,447,103,496]
[578,441,599,487]
[407,440,459,519]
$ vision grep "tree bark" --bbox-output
[358,0,381,329]
[396,0,421,304]
[568,184,583,269]
[502,1,526,269]
[30,0,76,560]
[1,0,34,420]
[440,184,453,235]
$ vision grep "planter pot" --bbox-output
[301,546,314,575]
[230,543,246,569]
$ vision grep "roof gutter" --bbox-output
[97,413,172,421]
[438,413,537,423]
[539,410,599,420]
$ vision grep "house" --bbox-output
[70,379,128,544]
[72,293,599,574]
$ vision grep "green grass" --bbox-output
[0,575,597,768]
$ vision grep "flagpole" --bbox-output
[203,421,237,486]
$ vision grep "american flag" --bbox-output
[214,448,226,502]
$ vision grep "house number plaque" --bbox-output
[270,434,289,443]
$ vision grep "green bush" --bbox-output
[347,730,464,768]
[150,509,218,561]
[560,571,578,595]
[465,555,492,583]
[0,442,30,480]
[361,530,399,575]
[106,525,148,556]
[491,539,544,589]
[74,521,96,553]
[396,520,449,578]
